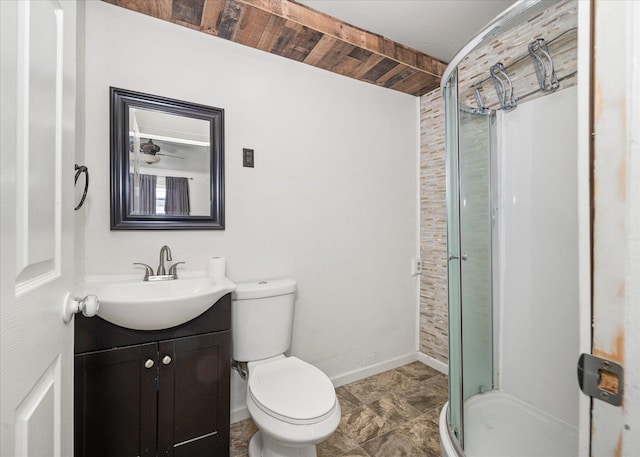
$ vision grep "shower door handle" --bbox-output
[448,254,468,261]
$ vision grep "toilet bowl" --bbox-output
[232,279,340,457]
[246,356,341,457]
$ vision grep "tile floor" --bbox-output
[230,361,448,457]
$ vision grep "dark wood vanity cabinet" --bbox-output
[74,294,231,457]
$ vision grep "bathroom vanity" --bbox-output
[74,294,231,457]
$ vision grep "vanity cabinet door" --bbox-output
[157,331,231,457]
[75,343,158,457]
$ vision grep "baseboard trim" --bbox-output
[231,406,250,424]
[231,351,447,424]
[416,351,448,374]
[330,352,418,388]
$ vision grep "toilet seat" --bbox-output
[248,357,337,425]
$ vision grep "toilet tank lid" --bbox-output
[232,278,296,300]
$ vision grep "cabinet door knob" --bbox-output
[162,355,172,365]
[144,359,154,369]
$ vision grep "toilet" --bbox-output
[232,278,341,457]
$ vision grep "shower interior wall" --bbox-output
[419,0,578,366]
[497,85,579,429]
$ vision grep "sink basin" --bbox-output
[75,276,236,330]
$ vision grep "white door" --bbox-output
[0,1,77,455]
[590,1,640,456]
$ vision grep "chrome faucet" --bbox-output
[157,245,172,276]
[134,245,184,281]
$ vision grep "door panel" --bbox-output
[75,344,157,457]
[159,332,231,456]
[15,357,60,456]
[15,0,59,283]
[0,1,76,456]
[591,1,640,455]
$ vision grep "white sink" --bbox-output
[75,276,235,330]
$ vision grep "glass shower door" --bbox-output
[458,109,494,404]
[445,69,494,453]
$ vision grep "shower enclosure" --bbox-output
[439,1,581,456]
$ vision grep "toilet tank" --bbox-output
[231,278,296,362]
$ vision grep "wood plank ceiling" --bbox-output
[102,0,447,96]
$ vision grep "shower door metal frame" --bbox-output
[444,69,465,453]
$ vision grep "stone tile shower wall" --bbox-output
[419,89,448,362]
[419,0,577,364]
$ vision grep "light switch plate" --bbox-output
[243,148,254,168]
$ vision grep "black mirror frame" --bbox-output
[110,87,225,230]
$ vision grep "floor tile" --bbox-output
[395,413,442,456]
[367,394,422,430]
[340,446,371,457]
[361,430,426,457]
[336,385,364,415]
[229,418,257,457]
[424,374,449,394]
[401,389,448,414]
[339,404,388,443]
[394,373,448,413]
[343,369,423,405]
[317,429,361,456]
[395,362,441,381]
[421,406,442,424]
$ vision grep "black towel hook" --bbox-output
[74,164,89,210]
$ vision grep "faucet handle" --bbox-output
[168,262,185,278]
[133,262,154,281]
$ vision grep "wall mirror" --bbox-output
[110,87,224,230]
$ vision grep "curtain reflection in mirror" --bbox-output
[165,177,190,215]
[128,173,157,215]
[128,173,191,216]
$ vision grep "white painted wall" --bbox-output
[81,2,418,418]
[498,86,579,428]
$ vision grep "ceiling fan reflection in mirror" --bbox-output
[129,139,184,165]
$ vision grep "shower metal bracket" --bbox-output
[473,85,490,114]
[577,353,624,407]
[528,38,559,93]
[489,63,517,111]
